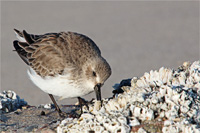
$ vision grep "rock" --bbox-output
[58,61,200,132]
[1,61,200,133]
[0,90,27,113]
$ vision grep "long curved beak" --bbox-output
[94,83,102,101]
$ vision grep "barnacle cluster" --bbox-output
[58,61,200,132]
[0,90,27,113]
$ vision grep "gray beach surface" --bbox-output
[1,1,199,105]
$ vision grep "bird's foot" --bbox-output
[58,111,80,118]
[88,98,95,104]
[78,97,90,111]
[58,111,68,118]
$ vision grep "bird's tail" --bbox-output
[14,29,36,44]
[14,29,26,42]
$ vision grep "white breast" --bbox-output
[27,68,94,99]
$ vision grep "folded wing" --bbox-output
[13,29,67,77]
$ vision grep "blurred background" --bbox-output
[1,1,199,105]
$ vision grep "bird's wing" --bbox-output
[13,29,69,77]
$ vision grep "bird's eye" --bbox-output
[92,71,96,77]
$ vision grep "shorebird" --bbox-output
[13,29,111,117]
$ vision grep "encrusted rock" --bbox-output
[57,61,200,132]
[0,90,27,113]
[2,61,200,133]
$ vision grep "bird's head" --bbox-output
[83,57,111,101]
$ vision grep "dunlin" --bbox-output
[13,29,111,117]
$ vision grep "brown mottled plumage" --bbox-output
[13,29,111,117]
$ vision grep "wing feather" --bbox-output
[13,30,67,77]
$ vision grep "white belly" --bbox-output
[27,68,94,99]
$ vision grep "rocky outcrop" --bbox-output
[1,61,200,132]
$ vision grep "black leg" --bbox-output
[77,97,89,114]
[48,94,64,117]
[78,97,83,114]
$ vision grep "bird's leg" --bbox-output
[77,97,89,114]
[48,94,65,117]
[78,97,83,114]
